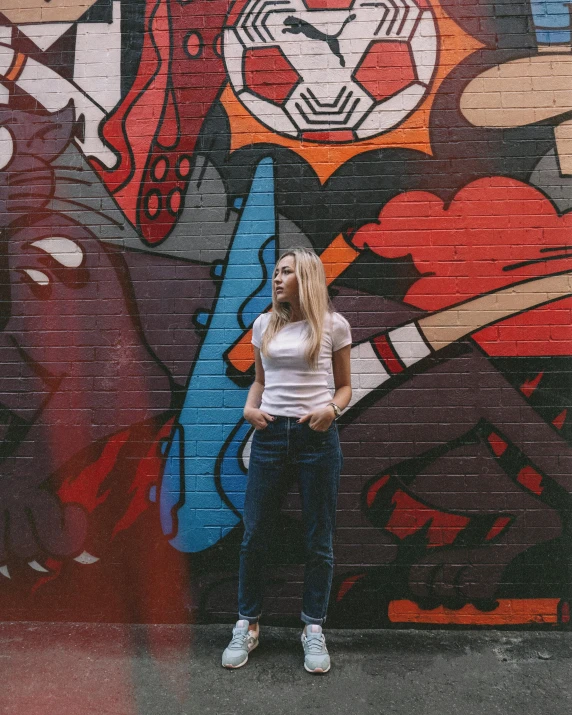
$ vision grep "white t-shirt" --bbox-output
[251,312,352,418]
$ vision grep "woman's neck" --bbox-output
[288,301,303,323]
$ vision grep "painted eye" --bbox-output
[0,126,14,170]
[18,267,53,299]
[30,237,84,268]
[22,269,50,286]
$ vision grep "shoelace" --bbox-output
[230,630,255,649]
[304,633,326,654]
[229,631,248,648]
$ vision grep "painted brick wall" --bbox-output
[0,0,571,628]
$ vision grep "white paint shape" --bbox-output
[347,341,391,409]
[28,560,49,573]
[74,551,100,565]
[17,23,73,52]
[23,269,50,286]
[0,42,15,76]
[17,57,117,168]
[74,1,122,112]
[0,125,13,169]
[242,431,253,471]
[410,11,438,86]
[355,82,426,139]
[0,36,10,102]
[389,322,431,367]
[239,91,298,135]
[0,565,10,579]
[31,237,84,268]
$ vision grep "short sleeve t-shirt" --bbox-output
[251,311,352,418]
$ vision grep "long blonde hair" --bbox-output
[260,247,333,370]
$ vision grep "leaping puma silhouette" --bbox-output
[282,14,356,67]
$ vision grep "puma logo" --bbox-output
[282,14,356,67]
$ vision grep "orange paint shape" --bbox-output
[226,234,359,372]
[388,599,562,625]
[223,0,483,182]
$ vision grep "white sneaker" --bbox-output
[222,620,259,669]
[302,625,330,673]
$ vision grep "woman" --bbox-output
[222,247,352,673]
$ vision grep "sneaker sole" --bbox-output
[222,640,258,669]
[304,662,330,674]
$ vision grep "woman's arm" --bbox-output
[297,344,352,430]
[243,347,275,429]
[330,344,352,413]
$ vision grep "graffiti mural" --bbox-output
[0,0,571,628]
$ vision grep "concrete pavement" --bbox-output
[0,623,571,715]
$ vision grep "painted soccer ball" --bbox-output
[223,0,438,142]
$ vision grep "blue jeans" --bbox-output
[238,415,343,626]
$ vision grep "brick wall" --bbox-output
[0,0,571,628]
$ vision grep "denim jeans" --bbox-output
[238,415,343,626]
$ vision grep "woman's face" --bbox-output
[273,255,299,306]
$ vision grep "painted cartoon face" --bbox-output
[0,0,99,24]
[273,254,299,306]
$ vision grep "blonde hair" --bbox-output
[260,247,333,370]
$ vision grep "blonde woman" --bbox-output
[222,247,352,674]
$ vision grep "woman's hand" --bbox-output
[297,406,335,432]
[244,406,275,430]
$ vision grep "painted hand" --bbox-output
[0,479,87,568]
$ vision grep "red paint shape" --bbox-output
[177,156,192,178]
[156,91,179,150]
[169,188,183,215]
[487,432,508,457]
[354,41,417,101]
[366,475,390,508]
[146,191,161,219]
[485,516,512,541]
[31,559,63,595]
[112,419,174,538]
[302,130,354,142]
[521,372,544,398]
[58,429,131,512]
[372,334,403,374]
[97,0,228,244]
[152,157,169,182]
[185,31,203,58]
[552,409,567,430]
[226,0,250,27]
[351,177,572,356]
[337,574,366,601]
[96,0,172,218]
[386,490,470,547]
[517,466,544,495]
[560,601,571,624]
[244,47,301,104]
[304,0,354,8]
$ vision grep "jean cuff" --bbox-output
[238,613,260,625]
[301,611,325,626]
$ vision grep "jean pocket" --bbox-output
[308,421,336,433]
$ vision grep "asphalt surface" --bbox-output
[0,623,571,715]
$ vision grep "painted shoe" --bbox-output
[301,625,330,674]
[222,620,259,669]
